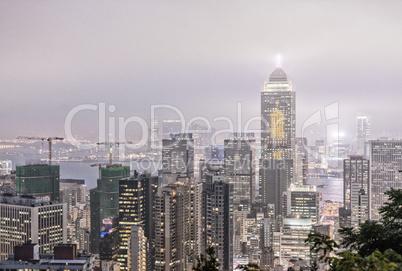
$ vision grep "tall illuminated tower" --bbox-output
[260,64,295,220]
[261,65,295,160]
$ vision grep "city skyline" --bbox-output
[1,1,402,141]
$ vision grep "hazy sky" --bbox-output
[1,1,402,142]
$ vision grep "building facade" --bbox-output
[369,140,402,220]
[224,138,255,207]
[0,195,67,261]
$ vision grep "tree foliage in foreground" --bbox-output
[193,246,220,271]
[305,189,402,270]
[237,263,263,270]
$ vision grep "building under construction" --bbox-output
[16,164,60,201]
[89,164,130,254]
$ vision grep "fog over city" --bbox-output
[1,1,402,141]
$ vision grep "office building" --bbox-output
[260,66,295,161]
[118,175,145,270]
[274,216,312,268]
[224,138,255,208]
[288,185,319,224]
[16,164,60,201]
[0,243,94,271]
[90,165,130,254]
[200,174,233,271]
[162,133,194,184]
[118,172,158,270]
[0,195,67,261]
[369,140,402,220]
[259,158,293,218]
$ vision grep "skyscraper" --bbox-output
[200,174,233,271]
[224,137,255,207]
[0,195,67,261]
[356,116,371,157]
[260,65,296,227]
[90,165,130,254]
[118,172,158,270]
[295,138,308,185]
[369,140,402,220]
[343,155,369,227]
[162,133,194,184]
[261,66,295,160]
[128,226,147,271]
[259,158,293,218]
[16,164,60,201]
[118,176,145,270]
[154,183,191,271]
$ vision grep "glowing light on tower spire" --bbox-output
[276,55,282,67]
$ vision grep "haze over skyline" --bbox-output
[1,1,402,141]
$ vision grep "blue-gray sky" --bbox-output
[1,1,402,141]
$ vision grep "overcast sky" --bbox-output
[1,1,402,142]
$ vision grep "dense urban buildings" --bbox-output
[0,194,67,261]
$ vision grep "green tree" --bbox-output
[305,189,402,270]
[339,188,402,256]
[193,246,220,271]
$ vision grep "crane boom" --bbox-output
[16,136,64,165]
[96,141,133,165]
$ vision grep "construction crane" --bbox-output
[96,141,133,165]
[90,163,109,179]
[16,136,64,165]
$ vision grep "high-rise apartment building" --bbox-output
[16,164,60,201]
[0,195,67,261]
[128,226,147,271]
[200,174,233,271]
[162,133,194,184]
[224,138,255,207]
[369,140,402,220]
[90,165,130,254]
[343,155,369,227]
[154,183,192,271]
[295,138,308,185]
[356,116,371,157]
